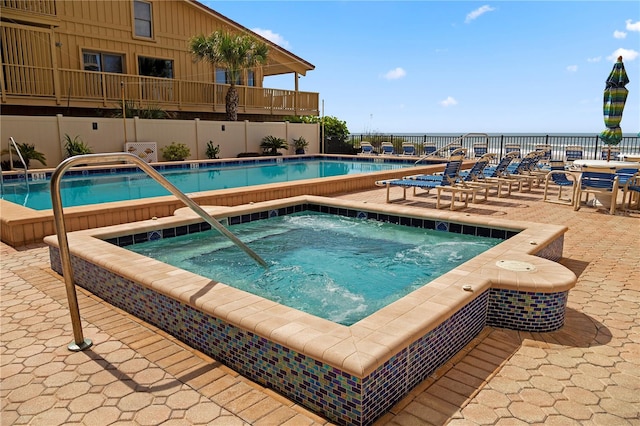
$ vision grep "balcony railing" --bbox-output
[1,64,320,116]
[2,0,56,16]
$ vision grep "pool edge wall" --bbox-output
[44,196,576,426]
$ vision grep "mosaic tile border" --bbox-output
[103,203,519,247]
[486,288,568,332]
[48,248,490,426]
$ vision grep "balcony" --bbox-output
[1,65,320,117]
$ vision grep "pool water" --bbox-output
[127,212,501,325]
[1,159,412,210]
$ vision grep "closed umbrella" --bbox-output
[600,56,629,160]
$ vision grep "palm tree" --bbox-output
[189,31,269,121]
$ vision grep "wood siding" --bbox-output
[1,0,318,116]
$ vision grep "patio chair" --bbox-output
[375,150,467,205]
[601,146,621,161]
[505,144,521,159]
[380,141,395,155]
[616,168,640,210]
[622,175,640,210]
[565,145,584,163]
[401,142,416,156]
[359,141,374,155]
[447,142,462,157]
[543,160,577,205]
[473,142,488,159]
[574,166,619,215]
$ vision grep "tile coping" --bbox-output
[43,195,576,378]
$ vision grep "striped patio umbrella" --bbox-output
[600,56,629,153]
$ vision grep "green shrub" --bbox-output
[1,142,47,168]
[206,141,220,159]
[260,135,288,155]
[161,142,191,161]
[63,134,93,158]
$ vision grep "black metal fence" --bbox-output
[339,134,640,161]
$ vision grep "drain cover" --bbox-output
[496,260,536,272]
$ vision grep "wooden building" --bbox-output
[0,0,318,120]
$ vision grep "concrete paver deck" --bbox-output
[2,183,639,425]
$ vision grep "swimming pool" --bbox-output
[45,195,576,426]
[1,156,416,210]
[127,211,502,325]
[2,155,450,247]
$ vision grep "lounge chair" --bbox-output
[435,153,495,207]
[359,141,374,155]
[480,151,525,196]
[375,150,466,205]
[574,166,619,215]
[565,145,584,163]
[473,142,488,159]
[401,142,416,156]
[505,144,521,159]
[494,151,545,192]
[601,146,621,161]
[543,160,577,205]
[380,141,395,155]
[535,144,553,164]
[423,143,437,157]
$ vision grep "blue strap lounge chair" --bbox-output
[574,166,620,215]
[375,151,467,205]
[435,153,496,207]
[622,175,640,210]
[359,141,374,155]
[505,144,521,159]
[423,143,437,156]
[473,143,488,159]
[601,146,621,160]
[565,145,584,163]
[535,144,553,163]
[543,160,577,205]
[380,142,395,155]
[401,142,416,156]
[480,151,521,197]
[490,151,544,193]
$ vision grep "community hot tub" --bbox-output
[45,195,576,426]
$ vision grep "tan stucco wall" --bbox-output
[1,115,320,168]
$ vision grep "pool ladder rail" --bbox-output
[1,137,30,196]
[50,152,268,352]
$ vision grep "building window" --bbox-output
[134,0,152,38]
[83,52,124,73]
[215,68,243,85]
[138,56,173,78]
[247,70,255,87]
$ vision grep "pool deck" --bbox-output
[2,184,639,425]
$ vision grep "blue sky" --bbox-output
[206,1,639,135]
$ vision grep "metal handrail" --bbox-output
[415,133,490,165]
[8,137,29,183]
[51,153,268,351]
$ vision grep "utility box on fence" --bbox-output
[125,142,158,163]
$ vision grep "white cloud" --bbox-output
[440,96,458,107]
[607,48,639,62]
[626,19,640,32]
[587,56,602,63]
[383,67,406,80]
[566,65,578,72]
[613,30,627,39]
[465,5,495,24]
[251,28,290,49]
